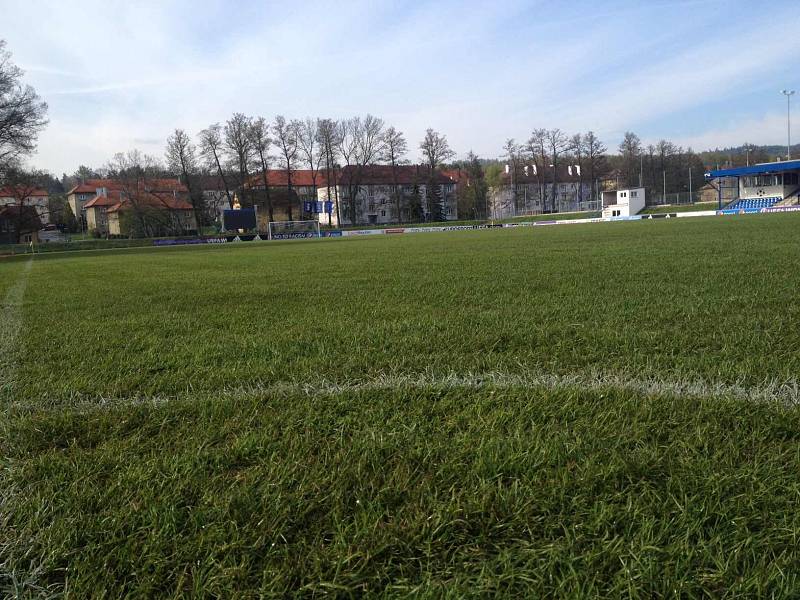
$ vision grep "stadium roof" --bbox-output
[705,160,800,178]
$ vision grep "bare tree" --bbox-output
[316,118,340,225]
[618,131,642,189]
[0,40,48,172]
[583,131,607,203]
[546,129,568,212]
[198,124,233,209]
[419,128,454,221]
[1,166,47,242]
[336,115,386,224]
[248,117,274,223]
[525,128,548,208]
[336,118,359,224]
[381,126,408,223]
[503,138,521,213]
[420,128,455,171]
[224,113,253,206]
[297,117,322,208]
[568,133,585,205]
[273,115,299,221]
[166,129,201,234]
[107,150,180,238]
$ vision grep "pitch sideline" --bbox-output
[7,368,800,415]
[0,258,33,403]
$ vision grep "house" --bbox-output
[0,187,50,225]
[489,165,595,219]
[315,165,458,226]
[79,178,189,236]
[601,188,646,218]
[69,178,188,234]
[66,181,106,229]
[0,205,42,244]
[105,193,197,237]
[83,189,119,234]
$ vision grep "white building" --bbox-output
[489,165,598,219]
[602,187,646,218]
[317,165,458,226]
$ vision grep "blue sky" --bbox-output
[3,0,799,174]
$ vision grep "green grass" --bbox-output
[337,211,600,230]
[502,210,600,222]
[3,214,800,597]
[0,258,26,298]
[640,202,718,214]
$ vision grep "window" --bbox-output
[381,210,385,217]
[631,190,638,198]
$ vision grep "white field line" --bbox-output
[8,368,800,415]
[0,259,32,402]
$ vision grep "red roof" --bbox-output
[247,169,323,188]
[0,187,49,198]
[83,191,121,209]
[106,193,193,214]
[67,178,187,196]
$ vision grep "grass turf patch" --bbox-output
[4,214,800,596]
[640,202,718,214]
[12,214,800,403]
[3,386,800,597]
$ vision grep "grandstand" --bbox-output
[706,159,800,213]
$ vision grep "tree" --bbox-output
[248,117,274,223]
[0,40,48,172]
[546,129,569,212]
[336,118,359,224]
[568,134,585,204]
[297,118,322,215]
[224,113,254,206]
[618,131,642,189]
[583,131,607,203]
[107,150,179,238]
[525,129,548,207]
[408,177,424,223]
[336,115,386,224]
[61,201,78,233]
[462,152,488,220]
[273,115,299,221]
[1,166,47,242]
[381,126,408,223]
[503,138,521,213]
[316,118,340,226]
[166,128,202,235]
[198,124,233,209]
[419,128,454,221]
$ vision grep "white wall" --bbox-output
[602,187,645,218]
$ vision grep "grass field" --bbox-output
[3,214,800,597]
[640,202,718,214]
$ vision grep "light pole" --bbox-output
[782,90,795,160]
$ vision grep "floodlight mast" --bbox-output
[782,90,795,161]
